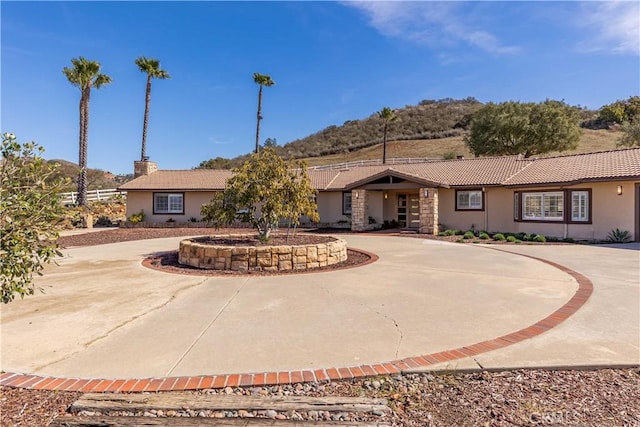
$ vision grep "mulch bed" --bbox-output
[3,368,638,426]
[190,234,336,246]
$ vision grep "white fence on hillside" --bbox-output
[306,157,440,171]
[60,188,126,205]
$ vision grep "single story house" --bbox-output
[119,148,640,241]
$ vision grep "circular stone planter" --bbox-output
[178,235,348,272]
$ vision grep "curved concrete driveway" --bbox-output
[1,235,638,385]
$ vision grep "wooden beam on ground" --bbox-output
[49,415,392,426]
[71,394,389,415]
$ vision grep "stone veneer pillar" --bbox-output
[351,189,368,232]
[419,188,439,235]
[134,160,158,178]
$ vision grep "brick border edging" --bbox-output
[0,249,592,393]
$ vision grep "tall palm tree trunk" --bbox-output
[78,87,90,207]
[382,122,388,165]
[141,75,152,160]
[255,85,263,154]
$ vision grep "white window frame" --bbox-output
[522,191,564,221]
[570,190,589,222]
[154,193,184,214]
[456,190,483,210]
[342,192,352,215]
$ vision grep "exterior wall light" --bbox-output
[424,189,429,197]
[384,192,388,199]
[617,185,623,195]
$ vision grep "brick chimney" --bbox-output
[134,159,158,178]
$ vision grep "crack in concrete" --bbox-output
[165,277,252,377]
[474,358,485,369]
[33,278,209,372]
[374,310,404,359]
[320,285,404,360]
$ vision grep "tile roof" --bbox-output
[502,148,640,186]
[119,170,234,191]
[119,148,640,192]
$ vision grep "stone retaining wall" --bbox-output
[178,236,348,272]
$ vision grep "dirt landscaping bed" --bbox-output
[3,368,638,426]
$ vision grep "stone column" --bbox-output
[419,188,439,235]
[351,189,368,232]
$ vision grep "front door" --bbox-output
[397,194,420,229]
[408,194,420,229]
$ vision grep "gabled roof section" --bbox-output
[502,148,640,186]
[119,170,233,191]
[343,168,447,190]
[392,156,531,186]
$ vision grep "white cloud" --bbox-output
[577,1,639,55]
[343,1,520,55]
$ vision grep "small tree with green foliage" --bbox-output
[597,96,640,125]
[1,133,68,303]
[201,148,318,242]
[617,120,640,148]
[465,100,581,158]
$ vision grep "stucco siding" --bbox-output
[438,188,486,232]
[316,192,348,223]
[125,191,217,223]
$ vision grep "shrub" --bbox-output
[606,228,632,243]
[463,231,475,239]
[189,217,199,222]
[94,215,113,227]
[520,233,530,241]
[533,234,547,243]
[439,229,456,236]
[562,237,575,243]
[454,229,465,236]
[479,232,490,240]
[506,236,517,243]
[166,217,176,223]
[127,210,145,224]
[492,233,506,241]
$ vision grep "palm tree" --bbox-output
[377,107,398,165]
[253,73,275,154]
[63,57,111,206]
[135,57,170,161]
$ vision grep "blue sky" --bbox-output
[2,1,639,175]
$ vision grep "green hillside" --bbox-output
[198,97,623,170]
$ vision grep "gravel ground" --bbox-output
[5,228,632,425]
[2,369,638,426]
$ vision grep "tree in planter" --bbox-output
[135,56,170,161]
[465,100,581,158]
[1,133,68,303]
[377,107,397,164]
[63,57,112,206]
[253,73,275,154]
[201,148,319,242]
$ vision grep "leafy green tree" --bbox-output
[1,133,68,303]
[377,107,398,164]
[253,73,275,154]
[201,148,318,242]
[135,56,170,161]
[618,120,640,147]
[597,96,640,125]
[465,100,581,158]
[263,137,278,148]
[63,57,112,206]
